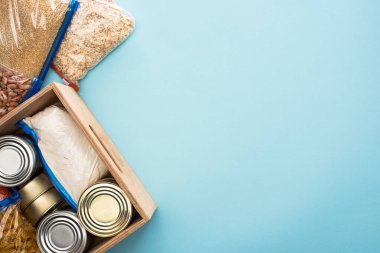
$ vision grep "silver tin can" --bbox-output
[0,135,37,187]
[37,211,88,253]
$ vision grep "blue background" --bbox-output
[45,0,380,252]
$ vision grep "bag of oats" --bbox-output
[52,0,135,89]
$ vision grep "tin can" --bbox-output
[19,173,53,210]
[0,135,37,187]
[37,210,88,253]
[23,187,63,225]
[78,180,133,237]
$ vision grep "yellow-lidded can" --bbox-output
[23,187,63,226]
[78,180,133,237]
[19,173,53,211]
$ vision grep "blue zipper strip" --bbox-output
[17,120,78,210]
[0,188,20,211]
[21,0,80,102]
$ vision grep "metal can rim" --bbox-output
[0,136,37,187]
[19,173,53,211]
[78,182,133,237]
[23,187,63,226]
[37,210,88,253]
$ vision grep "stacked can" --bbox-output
[0,135,37,187]
[78,179,133,237]
[19,173,63,225]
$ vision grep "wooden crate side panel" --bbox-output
[88,219,147,253]
[0,87,58,134]
[0,84,155,252]
[52,83,156,220]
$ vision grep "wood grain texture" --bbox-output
[52,83,157,220]
[0,83,156,252]
[0,88,58,134]
[89,218,147,253]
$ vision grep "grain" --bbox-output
[53,0,135,83]
[0,0,69,77]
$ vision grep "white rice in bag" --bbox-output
[23,105,108,203]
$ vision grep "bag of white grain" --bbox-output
[19,105,109,209]
[52,0,135,89]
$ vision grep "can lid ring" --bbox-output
[78,182,133,237]
[37,211,87,253]
[0,136,37,187]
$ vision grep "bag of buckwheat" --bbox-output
[52,0,135,88]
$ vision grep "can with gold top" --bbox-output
[19,173,63,225]
[23,187,63,225]
[77,179,133,237]
[19,173,53,210]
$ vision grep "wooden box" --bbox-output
[0,83,156,252]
